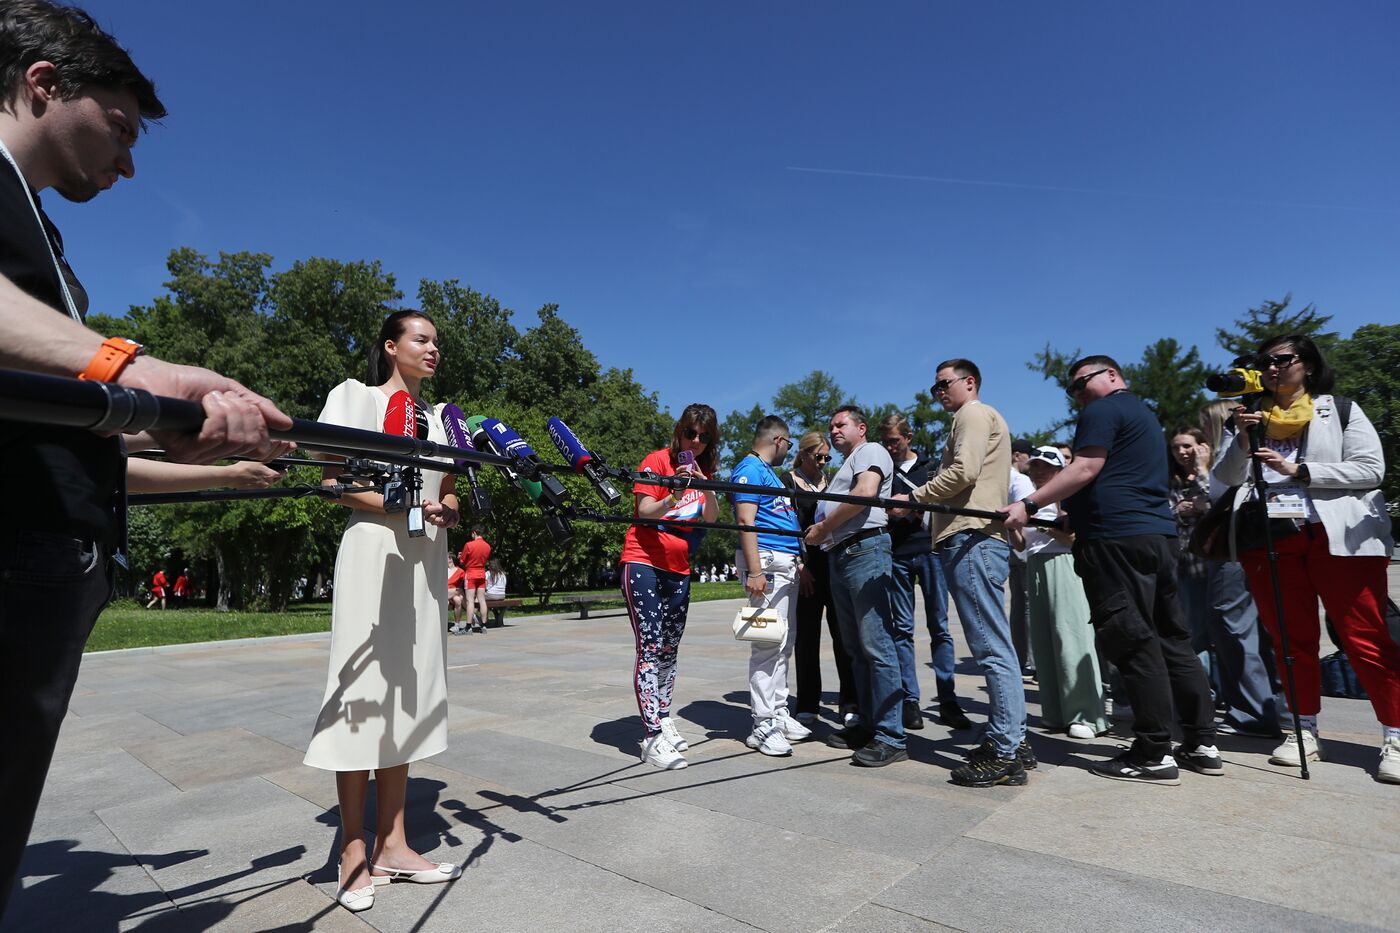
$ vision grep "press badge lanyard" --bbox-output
[0,137,84,323]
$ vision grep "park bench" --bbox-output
[485,597,522,627]
[562,593,617,619]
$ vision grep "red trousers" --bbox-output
[1239,523,1400,725]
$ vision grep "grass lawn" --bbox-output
[87,581,747,652]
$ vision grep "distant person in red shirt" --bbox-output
[458,527,491,634]
[146,570,168,611]
[446,554,467,634]
[172,570,190,608]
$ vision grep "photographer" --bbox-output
[1211,335,1399,784]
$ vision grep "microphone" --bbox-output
[479,417,570,510]
[440,403,493,516]
[546,417,622,507]
[383,390,425,536]
[522,477,574,545]
[465,414,543,502]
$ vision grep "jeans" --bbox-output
[621,562,691,734]
[938,531,1025,757]
[1073,535,1215,759]
[828,533,904,748]
[736,550,798,722]
[1,532,112,921]
[1205,559,1279,733]
[888,553,925,704]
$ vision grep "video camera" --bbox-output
[1204,355,1267,397]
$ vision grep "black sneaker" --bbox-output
[825,725,875,750]
[852,740,909,768]
[966,738,1038,771]
[1090,749,1181,785]
[902,700,925,731]
[937,702,974,730]
[1173,743,1224,776]
[950,754,1027,787]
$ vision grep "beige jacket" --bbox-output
[910,400,1012,545]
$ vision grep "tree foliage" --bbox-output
[1332,323,1400,511]
[1215,294,1338,360]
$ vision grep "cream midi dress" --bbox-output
[303,379,451,771]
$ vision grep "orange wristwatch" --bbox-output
[78,337,143,383]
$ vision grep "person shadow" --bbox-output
[6,840,306,932]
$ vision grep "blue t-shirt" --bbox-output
[730,454,802,554]
[1065,391,1176,540]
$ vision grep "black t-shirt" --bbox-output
[1065,391,1175,540]
[0,158,122,546]
[889,449,935,558]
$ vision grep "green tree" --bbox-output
[1332,323,1400,512]
[1215,295,1337,360]
[772,370,851,438]
[417,279,517,403]
[1123,338,1209,432]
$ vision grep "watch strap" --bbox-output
[79,337,142,383]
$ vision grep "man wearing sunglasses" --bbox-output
[999,356,1219,785]
[906,359,1029,787]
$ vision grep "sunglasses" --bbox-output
[878,436,904,447]
[1065,368,1110,396]
[930,377,964,394]
[813,454,832,464]
[683,429,711,443]
[1261,353,1300,369]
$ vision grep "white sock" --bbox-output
[1282,714,1318,736]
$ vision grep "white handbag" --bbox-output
[732,607,786,645]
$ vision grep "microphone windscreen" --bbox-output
[384,390,417,438]
[547,417,592,473]
[441,403,477,465]
[481,417,537,459]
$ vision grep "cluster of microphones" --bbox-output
[375,390,625,546]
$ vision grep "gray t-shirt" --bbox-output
[821,440,893,549]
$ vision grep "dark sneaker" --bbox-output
[902,700,925,731]
[1173,743,1224,776]
[938,702,974,730]
[825,725,875,750]
[1091,750,1180,785]
[852,740,909,768]
[967,738,1038,771]
[951,754,1027,787]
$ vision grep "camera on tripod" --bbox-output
[1204,355,1266,397]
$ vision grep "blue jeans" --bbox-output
[890,552,957,704]
[938,531,1025,757]
[828,533,905,748]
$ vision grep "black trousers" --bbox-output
[1073,535,1215,758]
[793,552,856,713]
[0,532,112,920]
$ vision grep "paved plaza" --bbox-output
[8,576,1400,932]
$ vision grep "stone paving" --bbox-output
[7,572,1400,932]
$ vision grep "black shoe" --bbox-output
[825,726,875,750]
[1090,749,1180,785]
[938,703,974,730]
[902,700,924,731]
[967,738,1038,771]
[950,754,1027,787]
[852,740,909,768]
[1173,743,1224,776]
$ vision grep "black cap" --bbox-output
[1011,438,1034,455]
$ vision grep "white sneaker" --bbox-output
[1067,722,1096,740]
[776,709,812,742]
[1377,736,1400,785]
[639,734,687,769]
[746,719,793,757]
[1269,730,1324,767]
[659,716,689,752]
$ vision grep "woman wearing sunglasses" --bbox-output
[1212,334,1399,784]
[620,403,720,769]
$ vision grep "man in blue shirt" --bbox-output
[1000,355,1220,785]
[732,415,808,755]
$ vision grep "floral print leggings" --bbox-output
[622,562,692,735]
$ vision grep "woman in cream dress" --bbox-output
[306,310,462,911]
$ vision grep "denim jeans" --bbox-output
[1,532,112,920]
[736,549,798,722]
[828,533,904,748]
[937,531,1026,757]
[890,551,958,704]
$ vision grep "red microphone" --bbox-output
[382,390,426,535]
[384,390,427,440]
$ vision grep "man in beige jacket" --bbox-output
[908,359,1030,788]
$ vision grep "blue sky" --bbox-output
[56,1,1400,443]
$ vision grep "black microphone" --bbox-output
[546,417,622,507]
[440,403,492,516]
[479,417,570,510]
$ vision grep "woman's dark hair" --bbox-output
[366,309,435,386]
[1167,426,1208,485]
[668,403,719,476]
[1257,334,1335,395]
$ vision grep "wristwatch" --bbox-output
[1020,497,1040,513]
[79,337,143,382]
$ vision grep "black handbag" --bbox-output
[1188,485,1300,561]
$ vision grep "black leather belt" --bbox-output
[835,526,888,552]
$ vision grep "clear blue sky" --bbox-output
[57,1,1400,441]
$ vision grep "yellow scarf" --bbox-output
[1261,393,1313,441]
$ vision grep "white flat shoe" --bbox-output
[369,861,462,885]
[334,882,375,911]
